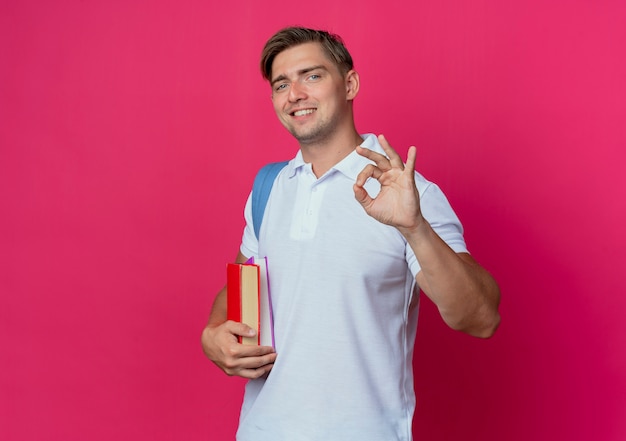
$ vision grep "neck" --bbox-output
[299,126,363,178]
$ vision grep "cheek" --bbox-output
[272,100,290,126]
[323,85,346,105]
[271,98,283,115]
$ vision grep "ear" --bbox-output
[345,70,360,100]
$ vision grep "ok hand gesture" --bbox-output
[353,135,424,233]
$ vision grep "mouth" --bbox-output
[290,108,316,117]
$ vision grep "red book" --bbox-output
[226,257,274,347]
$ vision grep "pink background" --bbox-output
[1,1,625,440]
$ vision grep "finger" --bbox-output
[236,343,276,358]
[353,182,373,206]
[239,362,274,379]
[354,163,382,187]
[405,146,417,173]
[227,320,257,339]
[222,348,277,375]
[356,145,392,171]
[234,350,277,368]
[225,343,275,367]
[377,134,404,169]
[353,165,380,207]
[231,353,277,377]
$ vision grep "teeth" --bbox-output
[293,109,315,116]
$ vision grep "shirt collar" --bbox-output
[284,133,384,180]
[332,133,383,180]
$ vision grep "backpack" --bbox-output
[251,161,289,240]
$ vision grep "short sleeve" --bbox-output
[240,192,259,259]
[406,177,468,276]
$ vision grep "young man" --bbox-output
[201,27,500,441]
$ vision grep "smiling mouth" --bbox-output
[291,109,316,117]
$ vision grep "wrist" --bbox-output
[398,215,429,240]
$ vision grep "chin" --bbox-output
[291,125,333,145]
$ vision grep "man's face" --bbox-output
[269,42,353,145]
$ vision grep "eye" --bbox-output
[274,83,288,93]
[307,73,321,81]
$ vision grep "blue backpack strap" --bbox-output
[251,161,288,240]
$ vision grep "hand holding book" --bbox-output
[200,253,276,379]
[227,256,275,347]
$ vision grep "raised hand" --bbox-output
[353,135,424,232]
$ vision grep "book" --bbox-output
[226,257,274,347]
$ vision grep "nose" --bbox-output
[288,81,307,102]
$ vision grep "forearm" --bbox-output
[403,218,501,338]
[207,287,228,327]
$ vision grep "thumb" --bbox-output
[229,320,256,337]
[353,183,371,207]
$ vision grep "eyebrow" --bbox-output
[270,65,328,87]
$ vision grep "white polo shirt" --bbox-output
[238,134,467,441]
